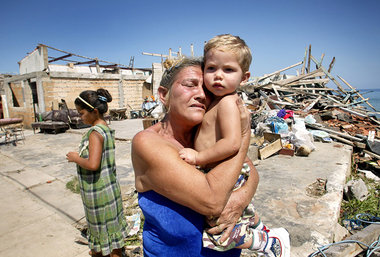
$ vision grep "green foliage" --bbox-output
[66,176,80,194]
[339,174,380,225]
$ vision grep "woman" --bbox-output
[132,58,258,256]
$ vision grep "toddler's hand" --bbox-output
[179,148,198,165]
[66,152,79,162]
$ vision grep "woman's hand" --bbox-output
[237,97,251,137]
[205,188,246,242]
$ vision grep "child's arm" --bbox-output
[196,95,241,166]
[66,131,104,171]
[179,147,198,165]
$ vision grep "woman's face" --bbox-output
[166,66,207,126]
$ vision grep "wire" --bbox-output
[356,213,380,225]
[344,213,380,231]
[308,236,380,257]
[309,213,380,257]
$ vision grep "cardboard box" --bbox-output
[279,147,295,156]
[259,132,282,160]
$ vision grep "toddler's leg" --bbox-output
[203,222,252,251]
[248,227,290,257]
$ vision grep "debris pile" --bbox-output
[239,45,380,257]
[240,45,379,165]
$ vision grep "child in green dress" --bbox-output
[66,88,128,257]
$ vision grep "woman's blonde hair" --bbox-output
[204,34,252,73]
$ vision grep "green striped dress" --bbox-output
[77,124,128,255]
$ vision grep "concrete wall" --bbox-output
[48,64,151,76]
[3,80,35,126]
[152,63,164,100]
[19,46,48,75]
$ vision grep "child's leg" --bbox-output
[89,250,104,257]
[110,248,123,257]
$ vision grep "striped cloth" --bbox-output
[202,163,256,251]
[77,124,128,255]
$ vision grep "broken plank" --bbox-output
[327,57,335,74]
[272,69,323,86]
[363,150,380,159]
[303,96,321,112]
[310,55,346,93]
[337,75,377,112]
[306,123,364,142]
[339,107,369,118]
[329,134,355,146]
[301,47,307,75]
[286,78,330,86]
[250,61,303,84]
[307,45,312,73]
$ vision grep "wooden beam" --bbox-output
[95,59,100,73]
[39,43,128,68]
[310,55,345,93]
[329,134,355,146]
[327,57,335,74]
[48,54,72,63]
[246,61,303,86]
[315,53,325,69]
[306,123,364,142]
[272,69,323,86]
[301,47,307,75]
[307,44,311,73]
[74,60,96,65]
[303,96,321,112]
[337,75,377,111]
[290,87,335,91]
[286,78,330,86]
[142,52,169,58]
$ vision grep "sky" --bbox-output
[1,0,380,89]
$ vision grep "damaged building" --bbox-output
[0,44,164,128]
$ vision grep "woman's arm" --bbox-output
[206,157,259,241]
[66,131,103,171]
[133,99,250,217]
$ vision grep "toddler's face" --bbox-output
[203,49,247,97]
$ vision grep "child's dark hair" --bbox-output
[75,88,112,114]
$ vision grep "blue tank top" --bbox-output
[138,190,241,257]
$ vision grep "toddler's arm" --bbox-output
[179,147,198,165]
[196,95,242,166]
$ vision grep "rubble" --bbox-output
[240,45,379,166]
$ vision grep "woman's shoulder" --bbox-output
[133,126,165,150]
[133,126,178,157]
[133,128,157,145]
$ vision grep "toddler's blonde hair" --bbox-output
[204,34,252,73]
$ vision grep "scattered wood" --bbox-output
[239,44,379,165]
